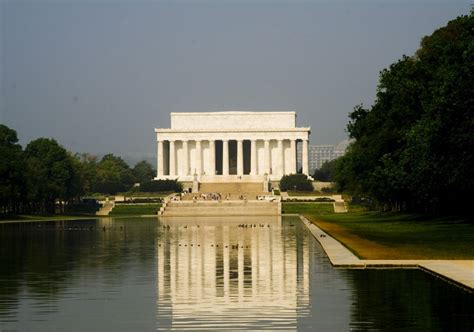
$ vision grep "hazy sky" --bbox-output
[1,0,470,162]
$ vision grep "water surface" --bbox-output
[0,216,472,331]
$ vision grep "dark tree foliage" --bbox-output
[74,153,98,194]
[0,125,25,214]
[140,179,183,193]
[313,159,339,182]
[335,14,474,215]
[132,160,156,184]
[24,138,82,214]
[0,125,183,216]
[91,154,135,194]
[279,174,313,192]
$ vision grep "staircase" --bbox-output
[161,200,279,216]
[96,201,115,216]
[159,182,280,216]
[333,201,348,213]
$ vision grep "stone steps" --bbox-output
[333,201,347,213]
[96,202,115,216]
[182,193,265,201]
[162,201,279,216]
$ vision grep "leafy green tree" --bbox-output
[0,125,25,214]
[24,138,81,213]
[74,153,98,195]
[313,158,338,182]
[133,160,155,184]
[279,174,313,192]
[335,13,474,214]
[92,154,134,194]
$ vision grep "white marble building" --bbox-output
[155,111,310,182]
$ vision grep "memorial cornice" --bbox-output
[170,111,296,116]
[155,127,310,133]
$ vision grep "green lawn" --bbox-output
[108,204,161,216]
[308,212,474,259]
[282,202,335,215]
[286,190,324,196]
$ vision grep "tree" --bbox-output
[92,154,134,194]
[133,160,155,184]
[313,159,339,182]
[279,174,313,192]
[24,138,81,213]
[74,153,98,195]
[0,125,25,214]
[334,13,474,214]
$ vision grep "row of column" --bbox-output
[157,139,309,177]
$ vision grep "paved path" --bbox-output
[300,215,474,292]
[302,215,363,267]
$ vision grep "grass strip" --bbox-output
[307,212,474,260]
[282,202,335,215]
[108,204,162,216]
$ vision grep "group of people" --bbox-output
[188,192,254,201]
[192,192,226,201]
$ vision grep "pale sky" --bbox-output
[0,0,470,162]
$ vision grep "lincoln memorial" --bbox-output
[155,111,310,182]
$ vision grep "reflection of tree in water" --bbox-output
[0,218,157,318]
[347,269,474,330]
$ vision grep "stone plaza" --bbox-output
[155,111,311,183]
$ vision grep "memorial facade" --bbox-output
[155,112,310,182]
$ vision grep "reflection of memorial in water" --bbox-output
[156,216,310,330]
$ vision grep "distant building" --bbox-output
[297,140,351,174]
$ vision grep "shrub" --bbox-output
[139,179,182,193]
[279,174,313,192]
[321,187,335,193]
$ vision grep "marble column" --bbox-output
[264,140,271,174]
[209,140,216,176]
[182,140,189,176]
[196,140,202,176]
[157,140,164,177]
[290,140,297,174]
[277,139,284,176]
[222,140,229,176]
[169,140,176,176]
[250,140,257,175]
[237,139,243,176]
[302,139,309,175]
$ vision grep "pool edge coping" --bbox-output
[299,215,474,293]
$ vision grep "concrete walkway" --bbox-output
[300,215,474,292]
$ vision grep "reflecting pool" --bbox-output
[0,216,472,331]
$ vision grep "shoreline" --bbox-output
[299,215,474,293]
[0,214,162,224]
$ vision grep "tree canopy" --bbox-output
[0,125,160,216]
[133,160,155,184]
[0,125,25,214]
[279,174,313,192]
[335,14,473,214]
[91,154,135,194]
[24,138,81,213]
[313,159,338,182]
